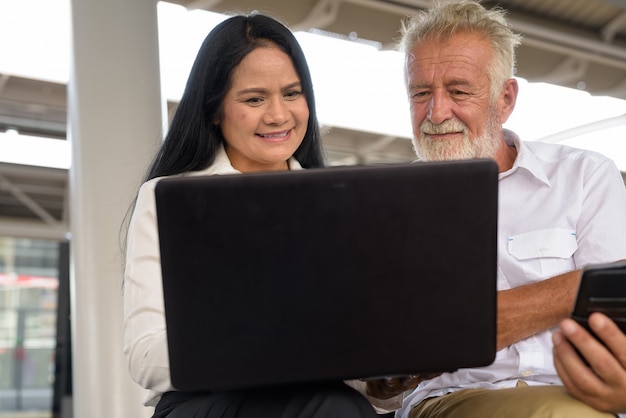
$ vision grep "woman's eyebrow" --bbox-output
[283,81,302,90]
[235,81,302,96]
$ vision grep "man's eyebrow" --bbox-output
[447,79,473,88]
[408,82,431,91]
[409,79,473,90]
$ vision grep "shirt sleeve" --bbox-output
[574,156,626,267]
[344,379,404,413]
[123,179,174,395]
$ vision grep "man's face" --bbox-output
[405,32,509,162]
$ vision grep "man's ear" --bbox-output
[499,78,518,124]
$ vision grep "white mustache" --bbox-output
[420,120,468,135]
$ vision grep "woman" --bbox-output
[123,13,393,418]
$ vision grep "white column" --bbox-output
[68,0,164,416]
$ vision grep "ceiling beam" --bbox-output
[329,0,626,74]
[0,218,69,241]
[602,11,626,41]
[599,0,626,10]
[521,35,626,72]
[183,0,224,9]
[539,57,589,85]
[539,113,626,144]
[595,78,626,97]
[292,0,341,31]
[0,74,9,95]
[509,17,626,63]
[0,114,66,137]
[0,174,61,225]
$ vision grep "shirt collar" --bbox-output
[189,143,303,176]
[500,129,550,187]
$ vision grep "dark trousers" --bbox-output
[153,381,378,418]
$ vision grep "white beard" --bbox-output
[412,111,501,162]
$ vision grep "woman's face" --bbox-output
[217,44,309,172]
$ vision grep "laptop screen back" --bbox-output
[155,160,498,391]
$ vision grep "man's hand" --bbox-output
[553,313,626,413]
[365,374,441,399]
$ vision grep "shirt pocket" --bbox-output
[508,228,577,279]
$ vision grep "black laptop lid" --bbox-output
[155,160,498,392]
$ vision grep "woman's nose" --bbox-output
[263,100,288,125]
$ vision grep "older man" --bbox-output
[389,1,626,417]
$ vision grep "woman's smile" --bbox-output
[256,129,293,142]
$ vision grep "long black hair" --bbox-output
[144,13,324,182]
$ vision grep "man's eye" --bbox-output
[451,90,468,96]
[412,91,429,99]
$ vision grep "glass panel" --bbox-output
[0,237,59,417]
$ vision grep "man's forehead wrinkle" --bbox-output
[409,57,477,86]
[409,46,481,69]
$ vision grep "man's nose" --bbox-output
[427,91,453,125]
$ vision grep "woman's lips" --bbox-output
[257,129,292,142]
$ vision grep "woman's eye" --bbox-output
[285,90,303,99]
[245,97,264,105]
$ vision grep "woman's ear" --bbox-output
[213,109,223,126]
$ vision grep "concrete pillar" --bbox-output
[68,0,163,416]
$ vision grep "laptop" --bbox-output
[155,159,499,392]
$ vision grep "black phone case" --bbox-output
[571,261,626,334]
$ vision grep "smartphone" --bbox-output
[571,261,626,336]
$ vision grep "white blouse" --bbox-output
[123,145,402,412]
